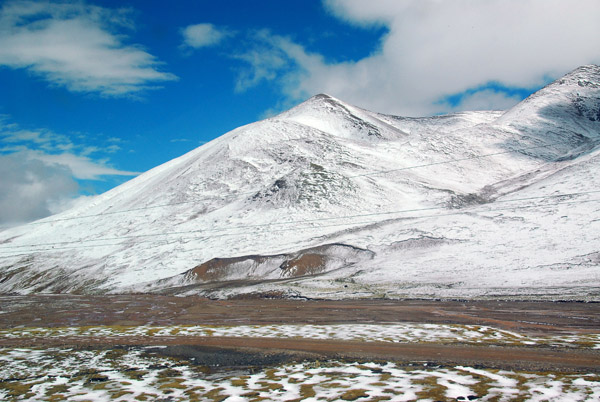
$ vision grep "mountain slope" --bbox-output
[0,65,599,299]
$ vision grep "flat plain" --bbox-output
[1,295,599,401]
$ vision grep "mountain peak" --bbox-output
[276,93,396,140]
[541,64,599,94]
[297,93,347,110]
[561,64,600,83]
[498,65,600,130]
[311,93,336,100]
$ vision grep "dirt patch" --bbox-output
[280,253,327,277]
[187,256,268,282]
[1,296,598,335]
[144,344,309,368]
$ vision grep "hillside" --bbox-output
[0,65,599,299]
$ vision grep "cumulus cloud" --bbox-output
[238,0,600,116]
[181,23,233,49]
[0,154,78,226]
[454,90,524,112]
[0,118,138,226]
[0,1,177,96]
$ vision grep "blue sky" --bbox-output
[0,0,599,226]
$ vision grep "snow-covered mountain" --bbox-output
[1,65,599,300]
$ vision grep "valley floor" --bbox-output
[0,296,599,401]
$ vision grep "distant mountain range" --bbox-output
[1,65,599,300]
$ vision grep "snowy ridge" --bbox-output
[0,65,599,299]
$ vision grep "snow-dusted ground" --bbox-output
[2,323,599,349]
[0,65,599,299]
[1,348,599,402]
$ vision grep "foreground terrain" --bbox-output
[1,296,599,401]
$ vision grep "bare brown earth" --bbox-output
[280,253,328,276]
[1,295,598,333]
[1,295,599,372]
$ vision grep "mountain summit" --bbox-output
[1,66,599,299]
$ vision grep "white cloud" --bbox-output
[0,118,138,226]
[0,116,72,150]
[238,0,600,116]
[181,23,232,49]
[233,30,322,97]
[449,90,524,112]
[0,153,78,226]
[27,150,138,180]
[0,1,177,96]
[0,116,128,160]
[233,33,292,92]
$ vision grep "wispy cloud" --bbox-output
[0,116,72,151]
[24,150,138,180]
[233,30,293,92]
[0,115,130,161]
[0,0,177,96]
[235,0,600,116]
[0,117,138,226]
[181,23,233,50]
